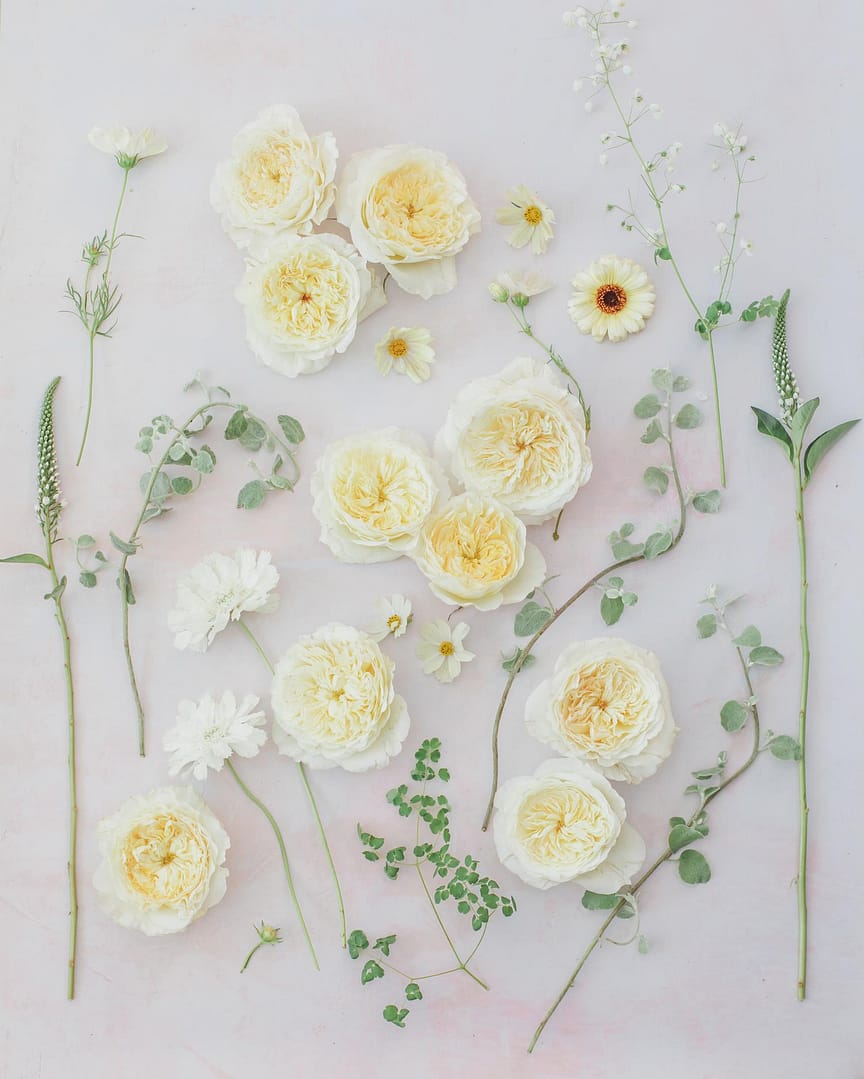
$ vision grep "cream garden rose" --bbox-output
[412,491,546,610]
[237,232,384,377]
[311,428,448,563]
[210,104,338,254]
[93,786,230,935]
[435,357,592,524]
[271,623,410,771]
[493,758,645,891]
[525,637,677,783]
[336,144,481,298]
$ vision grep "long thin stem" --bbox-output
[240,942,264,973]
[238,617,347,948]
[45,538,78,999]
[793,449,810,1000]
[225,759,319,970]
[75,331,97,468]
[103,167,130,285]
[528,640,761,1052]
[482,399,687,830]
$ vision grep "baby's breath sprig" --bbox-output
[527,588,795,1053]
[750,290,859,1001]
[2,377,80,999]
[115,376,305,756]
[351,739,516,1029]
[483,366,718,830]
[566,3,768,487]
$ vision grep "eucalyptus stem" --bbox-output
[793,446,810,1000]
[238,618,348,948]
[225,759,319,971]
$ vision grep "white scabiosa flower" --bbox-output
[492,758,645,891]
[164,691,267,781]
[412,492,546,611]
[375,327,435,383]
[310,428,449,564]
[271,623,410,771]
[93,786,230,935]
[416,620,474,683]
[88,126,167,168]
[495,185,556,254]
[168,548,279,653]
[367,594,413,641]
[236,232,385,378]
[568,255,655,343]
[336,144,481,299]
[210,105,338,255]
[435,357,592,525]
[525,637,677,783]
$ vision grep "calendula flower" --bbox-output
[375,327,435,383]
[496,185,556,254]
[493,270,554,302]
[88,126,167,169]
[416,620,475,683]
[168,549,279,653]
[367,594,413,641]
[568,255,655,343]
[93,786,230,935]
[164,691,267,781]
[271,623,410,771]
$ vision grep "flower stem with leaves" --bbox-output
[750,289,859,1000]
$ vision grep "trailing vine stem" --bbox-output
[528,641,761,1053]
[481,399,688,832]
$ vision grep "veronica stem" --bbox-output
[793,449,810,1000]
[237,617,347,948]
[225,759,319,971]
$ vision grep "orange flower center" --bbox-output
[595,283,627,314]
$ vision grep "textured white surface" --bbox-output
[0,1,862,1076]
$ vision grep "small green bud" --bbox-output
[488,282,509,303]
[511,292,529,308]
[257,921,281,944]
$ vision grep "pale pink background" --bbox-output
[0,0,862,1076]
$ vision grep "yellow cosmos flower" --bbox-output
[568,255,655,342]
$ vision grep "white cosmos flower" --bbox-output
[93,786,230,935]
[525,637,677,783]
[375,327,435,383]
[336,144,481,299]
[236,232,385,378]
[164,691,267,781]
[168,548,279,653]
[210,105,338,255]
[88,125,167,167]
[412,492,546,611]
[311,428,449,564]
[367,594,413,641]
[492,758,645,892]
[568,255,655,343]
[416,620,474,683]
[271,623,410,771]
[495,185,556,254]
[494,269,554,301]
[435,357,592,525]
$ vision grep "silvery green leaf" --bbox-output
[138,425,153,438]
[769,735,802,761]
[620,523,635,538]
[76,534,96,549]
[643,466,669,495]
[720,700,748,732]
[0,552,48,567]
[641,419,663,444]
[135,436,153,453]
[600,594,624,626]
[44,576,67,602]
[803,419,860,486]
[151,471,172,501]
[192,449,215,474]
[501,648,537,674]
[668,824,703,853]
[751,406,793,461]
[749,645,783,666]
[675,404,703,429]
[171,476,194,495]
[224,410,248,441]
[733,625,761,647]
[94,551,108,563]
[268,475,293,490]
[237,480,266,509]
[789,397,820,447]
[238,418,266,451]
[651,369,674,393]
[109,531,138,556]
[278,415,305,444]
[692,489,721,513]
[643,530,673,559]
[622,592,638,606]
[678,849,711,885]
[607,576,624,589]
[116,568,135,605]
[696,613,717,638]
[168,440,188,462]
[79,571,97,589]
[634,394,662,419]
[673,375,691,392]
[581,891,620,911]
[514,600,552,637]
[611,539,644,559]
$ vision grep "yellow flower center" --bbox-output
[557,659,654,755]
[516,783,612,867]
[365,161,465,256]
[260,245,353,342]
[238,138,302,209]
[595,283,627,314]
[388,337,409,358]
[330,443,435,541]
[462,402,573,495]
[425,501,520,585]
[386,614,403,632]
[439,640,455,656]
[523,205,543,226]
[121,813,212,905]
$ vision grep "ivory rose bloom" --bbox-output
[237,233,384,377]
[93,786,230,935]
[335,145,481,298]
[435,357,592,524]
[493,758,645,891]
[271,623,410,771]
[412,492,546,610]
[525,637,677,783]
[210,105,338,254]
[311,428,448,563]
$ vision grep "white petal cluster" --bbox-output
[367,594,413,642]
[568,255,655,343]
[88,125,167,166]
[164,691,267,780]
[416,620,474,683]
[495,185,556,254]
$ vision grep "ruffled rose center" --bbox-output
[365,162,464,255]
[516,784,615,869]
[463,402,574,494]
[557,659,654,754]
[239,137,304,209]
[261,247,354,341]
[121,814,212,905]
[330,445,434,539]
[426,504,520,584]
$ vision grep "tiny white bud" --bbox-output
[715,222,727,233]
[584,101,594,113]
[599,152,608,165]
[649,103,663,118]
[622,64,632,74]
[572,78,584,92]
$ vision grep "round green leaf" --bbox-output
[720,700,748,732]
[678,849,711,884]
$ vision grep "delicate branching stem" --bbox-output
[225,759,319,971]
[238,618,347,948]
[482,402,687,831]
[793,446,810,1000]
[528,641,761,1052]
[507,303,591,429]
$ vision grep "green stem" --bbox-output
[706,331,727,488]
[794,450,810,1000]
[238,618,348,948]
[45,537,78,999]
[225,759,319,971]
[103,167,130,285]
[240,941,263,973]
[75,331,97,468]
